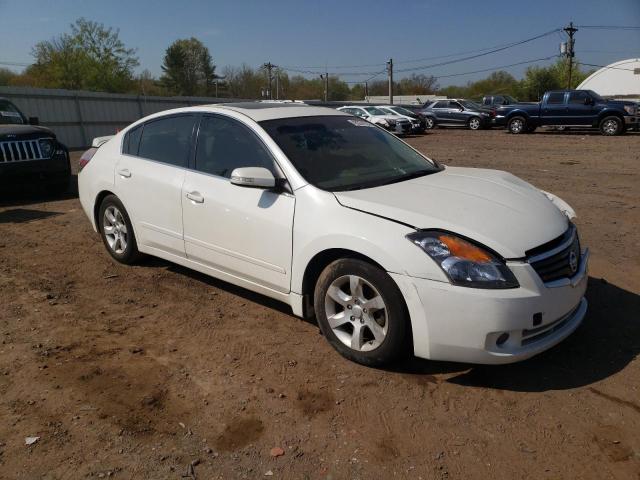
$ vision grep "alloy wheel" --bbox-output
[469,118,481,130]
[510,118,524,133]
[602,119,618,135]
[324,275,388,352]
[103,205,128,254]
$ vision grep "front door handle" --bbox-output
[186,191,204,204]
[117,169,131,178]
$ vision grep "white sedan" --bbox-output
[78,103,588,366]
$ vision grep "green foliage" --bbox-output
[27,18,139,92]
[161,38,219,96]
[0,68,17,86]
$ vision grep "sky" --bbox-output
[0,0,639,87]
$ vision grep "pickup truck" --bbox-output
[495,89,638,135]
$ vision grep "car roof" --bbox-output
[212,102,347,121]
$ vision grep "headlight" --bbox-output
[406,231,519,289]
[623,105,637,115]
[38,139,54,158]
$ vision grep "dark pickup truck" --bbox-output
[0,98,70,193]
[495,89,638,135]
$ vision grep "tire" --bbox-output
[98,194,140,264]
[314,258,410,367]
[507,116,527,134]
[468,117,481,130]
[424,116,436,130]
[599,116,622,136]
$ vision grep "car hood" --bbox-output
[334,166,569,259]
[0,124,55,139]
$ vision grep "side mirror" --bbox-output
[230,167,276,189]
[28,117,39,125]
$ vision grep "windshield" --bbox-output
[460,100,482,110]
[363,107,387,116]
[260,115,440,191]
[0,100,25,125]
[391,106,416,116]
[381,108,399,116]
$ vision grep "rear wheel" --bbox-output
[314,258,409,367]
[507,116,526,134]
[599,116,623,136]
[468,117,481,130]
[98,195,140,264]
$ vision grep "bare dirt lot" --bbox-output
[1,128,639,480]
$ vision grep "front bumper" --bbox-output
[0,153,70,186]
[390,248,589,364]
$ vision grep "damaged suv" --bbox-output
[0,98,70,193]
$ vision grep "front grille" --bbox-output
[0,140,50,162]
[528,225,581,283]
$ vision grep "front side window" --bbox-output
[449,101,463,109]
[0,100,25,125]
[568,91,589,104]
[547,92,566,104]
[260,115,440,192]
[137,115,195,167]
[195,115,275,178]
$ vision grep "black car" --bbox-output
[417,99,494,130]
[0,98,70,193]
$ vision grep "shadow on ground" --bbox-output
[0,174,78,208]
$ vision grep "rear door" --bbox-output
[430,100,453,123]
[181,114,295,293]
[541,92,568,125]
[115,114,196,258]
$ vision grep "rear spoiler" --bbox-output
[91,135,114,148]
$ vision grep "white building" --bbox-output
[577,58,640,100]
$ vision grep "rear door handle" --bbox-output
[186,191,204,204]
[117,169,131,178]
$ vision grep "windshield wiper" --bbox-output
[378,169,437,186]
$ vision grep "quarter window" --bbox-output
[547,92,566,104]
[195,115,275,178]
[137,115,195,167]
[123,125,142,155]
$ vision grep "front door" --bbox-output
[181,114,295,293]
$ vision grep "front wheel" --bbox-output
[424,116,436,129]
[98,195,140,264]
[468,117,482,130]
[314,258,410,367]
[599,116,623,136]
[507,116,526,134]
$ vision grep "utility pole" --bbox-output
[387,58,394,104]
[364,81,369,100]
[275,72,279,100]
[262,62,276,99]
[320,73,329,102]
[563,22,578,89]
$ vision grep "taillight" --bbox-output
[79,147,97,172]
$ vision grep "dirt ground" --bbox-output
[1,128,639,480]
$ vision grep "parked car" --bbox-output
[79,103,588,367]
[0,98,70,193]
[376,105,426,133]
[337,106,412,135]
[417,99,494,130]
[495,89,639,135]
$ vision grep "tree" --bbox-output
[29,18,139,92]
[161,38,220,96]
[0,68,17,86]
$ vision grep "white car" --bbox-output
[78,103,588,366]
[376,105,425,133]
[337,106,412,135]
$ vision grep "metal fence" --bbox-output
[0,86,251,150]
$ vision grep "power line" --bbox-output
[576,61,638,72]
[395,28,560,66]
[429,55,559,80]
[0,61,31,67]
[576,25,640,30]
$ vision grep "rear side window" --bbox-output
[123,125,142,155]
[433,101,449,108]
[547,92,566,104]
[137,115,195,167]
[195,115,275,178]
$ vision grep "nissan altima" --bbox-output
[78,103,588,367]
